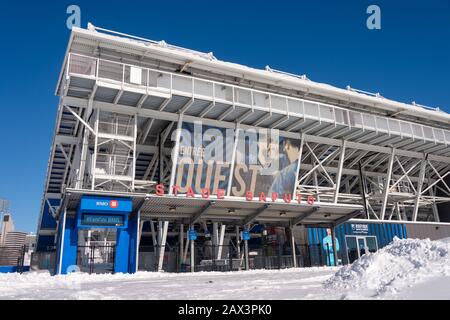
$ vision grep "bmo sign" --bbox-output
[94,200,119,209]
[80,196,132,213]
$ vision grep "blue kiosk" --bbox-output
[56,196,139,275]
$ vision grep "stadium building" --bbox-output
[35,23,450,274]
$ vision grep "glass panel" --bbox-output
[194,79,213,97]
[412,124,424,139]
[98,60,123,82]
[69,55,97,76]
[214,83,233,102]
[158,73,171,89]
[400,122,413,137]
[335,109,348,125]
[304,102,319,119]
[173,75,192,93]
[349,112,363,128]
[423,127,434,141]
[252,91,270,110]
[271,95,288,113]
[358,238,366,256]
[375,117,389,133]
[433,128,445,143]
[388,119,401,134]
[362,114,376,130]
[365,237,378,253]
[235,88,252,105]
[287,99,303,116]
[445,131,450,144]
[346,236,359,264]
[319,105,335,122]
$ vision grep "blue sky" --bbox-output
[0,0,449,232]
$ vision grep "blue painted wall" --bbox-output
[307,222,407,265]
[36,235,55,252]
[59,215,78,274]
[56,196,137,275]
[0,266,30,273]
[36,198,60,252]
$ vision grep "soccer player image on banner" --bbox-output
[322,228,340,266]
[231,130,301,199]
[174,122,234,195]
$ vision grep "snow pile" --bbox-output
[0,267,336,300]
[325,237,450,299]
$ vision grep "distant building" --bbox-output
[0,214,15,246]
[0,214,36,272]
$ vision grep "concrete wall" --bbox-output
[405,223,450,241]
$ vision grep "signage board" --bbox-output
[351,223,369,235]
[242,230,251,241]
[188,229,197,241]
[80,213,125,227]
[80,196,132,213]
[170,122,309,203]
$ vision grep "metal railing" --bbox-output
[98,121,134,137]
[0,245,29,273]
[66,53,450,146]
[76,245,116,274]
[138,243,338,273]
[94,154,133,177]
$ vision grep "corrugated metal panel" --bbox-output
[306,222,408,261]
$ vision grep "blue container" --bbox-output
[307,221,407,265]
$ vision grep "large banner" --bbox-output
[172,121,301,199]
[174,122,233,195]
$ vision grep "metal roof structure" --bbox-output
[36,23,450,246]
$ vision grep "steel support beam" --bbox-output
[290,207,320,226]
[242,204,271,226]
[380,149,396,220]
[412,160,427,221]
[333,141,346,203]
[290,227,297,268]
[191,201,215,224]
[157,221,169,272]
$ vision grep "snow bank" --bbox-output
[0,267,336,300]
[325,237,450,299]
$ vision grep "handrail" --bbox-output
[66,53,450,147]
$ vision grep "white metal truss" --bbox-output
[37,43,450,244]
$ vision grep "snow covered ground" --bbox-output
[0,237,449,300]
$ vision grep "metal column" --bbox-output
[179,223,184,271]
[169,114,183,194]
[333,141,346,203]
[213,222,218,259]
[235,226,241,271]
[412,159,427,221]
[157,221,169,272]
[217,224,226,260]
[290,227,297,268]
[330,226,338,267]
[244,230,249,271]
[190,225,195,273]
[380,149,396,220]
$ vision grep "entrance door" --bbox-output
[345,236,378,264]
[77,229,117,274]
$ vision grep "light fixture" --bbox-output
[169,206,176,212]
[228,208,235,214]
[279,211,287,216]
